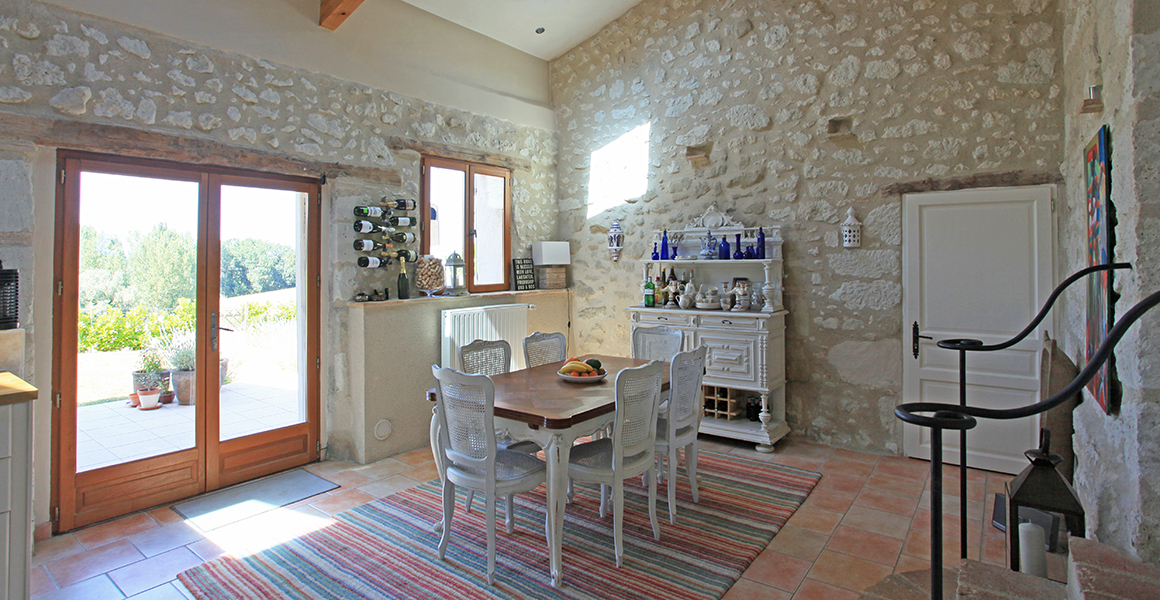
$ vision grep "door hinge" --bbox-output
[1051,197,1056,212]
[59,170,65,185]
[316,357,320,369]
[316,275,321,287]
[54,392,60,409]
[317,192,322,207]
[317,440,322,452]
[57,281,63,296]
[52,506,59,522]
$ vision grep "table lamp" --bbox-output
[531,241,571,289]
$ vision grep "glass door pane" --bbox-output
[472,172,507,287]
[75,172,199,472]
[218,185,308,441]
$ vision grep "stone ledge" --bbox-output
[1068,538,1160,600]
[858,568,957,600]
[957,559,1066,599]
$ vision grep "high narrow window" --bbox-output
[421,156,512,292]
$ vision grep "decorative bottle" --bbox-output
[644,277,655,307]
[660,230,670,260]
[718,235,730,260]
[745,245,755,259]
[733,234,744,259]
[652,243,660,261]
[757,227,766,259]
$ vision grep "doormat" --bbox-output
[178,451,821,599]
[174,468,338,532]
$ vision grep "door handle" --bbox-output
[912,321,932,359]
[210,311,233,352]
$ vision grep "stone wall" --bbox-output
[551,0,1065,451]
[1061,0,1160,561]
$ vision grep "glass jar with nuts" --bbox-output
[415,255,445,296]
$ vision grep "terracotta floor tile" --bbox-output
[45,539,145,588]
[72,513,159,550]
[918,491,985,518]
[806,549,895,592]
[303,460,358,477]
[819,457,876,479]
[126,582,192,599]
[309,489,375,515]
[831,448,882,464]
[128,521,204,558]
[981,533,1007,566]
[865,472,926,497]
[767,455,826,472]
[31,574,124,600]
[402,462,441,482]
[894,554,930,574]
[773,439,835,461]
[107,546,203,597]
[901,528,980,562]
[813,473,865,495]
[802,488,856,514]
[145,506,184,526]
[351,458,412,480]
[186,537,228,562]
[722,577,792,600]
[358,475,420,499]
[854,487,919,517]
[826,525,904,565]
[768,525,830,562]
[393,447,436,466]
[784,506,844,536]
[30,565,56,596]
[873,456,931,479]
[318,469,373,490]
[743,549,813,592]
[792,578,860,600]
[32,534,86,568]
[840,505,913,540]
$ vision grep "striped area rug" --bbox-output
[179,451,820,600]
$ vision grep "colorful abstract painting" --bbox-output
[1085,125,1116,413]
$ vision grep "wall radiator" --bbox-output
[441,303,533,371]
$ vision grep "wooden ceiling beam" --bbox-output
[320,0,366,31]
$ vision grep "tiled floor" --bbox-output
[33,437,1024,599]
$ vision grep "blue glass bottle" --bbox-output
[733,234,744,260]
[660,229,670,260]
[757,227,766,259]
[718,235,730,260]
[745,245,755,259]
[651,242,659,260]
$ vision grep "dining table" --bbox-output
[428,354,669,588]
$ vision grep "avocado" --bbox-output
[585,358,602,370]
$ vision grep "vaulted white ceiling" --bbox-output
[398,0,644,60]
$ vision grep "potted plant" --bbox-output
[132,346,172,404]
[165,330,198,405]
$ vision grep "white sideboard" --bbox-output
[0,372,35,600]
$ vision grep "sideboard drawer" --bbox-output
[695,332,759,385]
[634,312,694,327]
[695,314,763,331]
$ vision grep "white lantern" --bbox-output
[842,208,862,248]
[608,219,625,262]
[445,251,467,296]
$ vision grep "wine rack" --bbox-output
[702,385,747,421]
[351,197,419,299]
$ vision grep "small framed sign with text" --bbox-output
[512,258,536,291]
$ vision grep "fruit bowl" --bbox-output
[557,368,608,383]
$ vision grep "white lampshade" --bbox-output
[531,241,571,266]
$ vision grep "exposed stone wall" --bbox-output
[551,0,1065,451]
[0,0,558,494]
[0,143,36,379]
[1061,0,1160,561]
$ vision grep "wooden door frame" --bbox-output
[51,150,321,531]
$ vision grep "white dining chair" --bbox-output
[631,326,684,361]
[431,365,548,585]
[523,331,567,368]
[655,345,707,524]
[566,360,664,567]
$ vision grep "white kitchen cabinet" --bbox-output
[625,207,789,451]
[0,373,35,600]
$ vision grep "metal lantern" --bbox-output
[445,251,468,296]
[608,219,625,262]
[842,207,862,248]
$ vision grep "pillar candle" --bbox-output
[1018,522,1048,578]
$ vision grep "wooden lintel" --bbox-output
[881,170,1063,197]
[0,111,401,187]
[389,137,534,172]
[320,0,366,31]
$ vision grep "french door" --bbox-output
[52,151,321,531]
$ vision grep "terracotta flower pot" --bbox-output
[128,392,140,407]
[171,370,195,405]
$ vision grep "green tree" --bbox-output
[78,226,132,311]
[220,238,296,297]
[126,223,197,312]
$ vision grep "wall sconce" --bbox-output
[1081,85,1103,114]
[842,208,862,248]
[608,219,625,262]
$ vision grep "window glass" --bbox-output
[428,166,466,266]
[422,157,510,292]
[472,172,507,287]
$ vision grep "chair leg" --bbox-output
[567,478,574,503]
[647,467,660,541]
[505,493,516,534]
[599,484,609,518]
[486,493,497,585]
[439,479,455,559]
[613,480,624,567]
[687,440,700,503]
[465,490,475,513]
[667,446,679,524]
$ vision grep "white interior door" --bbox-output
[902,185,1053,474]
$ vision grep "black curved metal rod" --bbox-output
[938,262,1131,352]
[898,286,1160,423]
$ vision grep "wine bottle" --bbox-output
[386,215,415,227]
[388,231,417,244]
[357,256,390,268]
[381,198,417,211]
[388,249,418,262]
[353,239,385,252]
[353,220,392,234]
[397,260,411,300]
[353,206,385,218]
[644,277,655,307]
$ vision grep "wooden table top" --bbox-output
[0,371,38,406]
[429,354,669,430]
